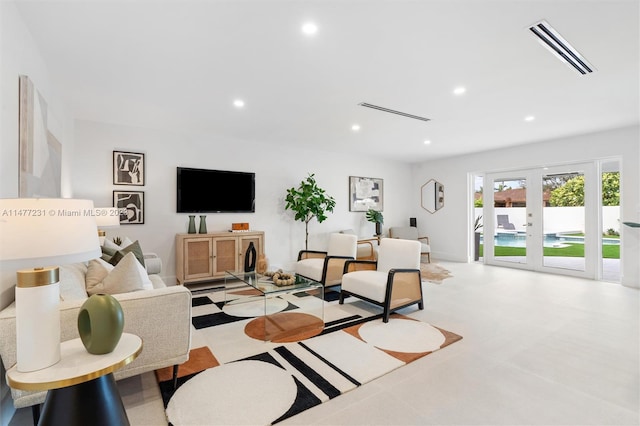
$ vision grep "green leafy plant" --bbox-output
[285,173,336,249]
[365,209,384,236]
[474,215,483,232]
[365,209,384,224]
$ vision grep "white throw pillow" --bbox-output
[87,252,145,295]
[102,236,135,250]
[133,255,154,290]
[102,238,121,251]
[59,263,92,301]
[121,236,134,248]
[85,258,115,290]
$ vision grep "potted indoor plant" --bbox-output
[285,173,336,249]
[366,208,384,236]
[474,215,483,261]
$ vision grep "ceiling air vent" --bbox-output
[359,103,431,122]
[529,20,595,75]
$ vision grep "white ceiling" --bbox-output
[13,0,640,163]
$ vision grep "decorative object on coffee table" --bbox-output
[78,293,124,354]
[271,272,295,286]
[256,254,268,274]
[198,215,207,234]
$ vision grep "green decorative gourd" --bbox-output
[78,293,124,354]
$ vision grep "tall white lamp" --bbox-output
[0,198,101,372]
[94,207,121,245]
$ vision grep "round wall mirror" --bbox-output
[421,179,444,213]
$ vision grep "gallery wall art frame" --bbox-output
[349,176,383,212]
[113,191,144,225]
[18,75,62,197]
[113,151,145,186]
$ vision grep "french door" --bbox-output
[483,162,598,279]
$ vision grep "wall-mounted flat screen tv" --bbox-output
[176,167,255,213]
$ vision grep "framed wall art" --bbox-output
[113,191,144,224]
[113,151,145,185]
[19,75,62,197]
[349,176,383,212]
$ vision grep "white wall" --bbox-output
[0,3,77,306]
[412,126,640,288]
[0,3,76,422]
[72,120,414,284]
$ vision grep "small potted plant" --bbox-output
[474,215,483,261]
[366,209,384,236]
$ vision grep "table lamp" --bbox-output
[94,207,121,245]
[0,198,101,372]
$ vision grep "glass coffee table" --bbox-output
[224,271,324,343]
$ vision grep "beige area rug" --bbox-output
[420,262,453,284]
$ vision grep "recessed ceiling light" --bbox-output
[302,22,318,36]
[233,99,245,108]
[525,115,535,122]
[423,140,432,145]
[351,124,361,132]
[453,87,466,95]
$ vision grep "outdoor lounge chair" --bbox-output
[497,214,516,230]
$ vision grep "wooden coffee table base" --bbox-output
[244,312,324,343]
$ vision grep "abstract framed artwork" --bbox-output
[18,75,62,197]
[113,191,144,224]
[349,176,383,212]
[113,151,145,185]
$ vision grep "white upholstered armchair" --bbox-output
[388,226,431,263]
[295,233,358,287]
[339,238,424,323]
[339,229,378,260]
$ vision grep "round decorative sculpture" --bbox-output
[272,272,295,287]
[77,294,124,354]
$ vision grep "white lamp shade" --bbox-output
[94,207,121,228]
[0,198,101,265]
[0,198,102,372]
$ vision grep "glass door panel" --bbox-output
[483,163,597,279]
[484,172,535,268]
[493,177,527,264]
[542,170,586,272]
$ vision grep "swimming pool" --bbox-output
[481,233,620,248]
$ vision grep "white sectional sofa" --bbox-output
[0,252,192,415]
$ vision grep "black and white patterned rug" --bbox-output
[156,288,462,425]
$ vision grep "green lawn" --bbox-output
[479,243,620,259]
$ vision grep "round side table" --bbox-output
[7,333,142,426]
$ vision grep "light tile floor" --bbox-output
[7,261,639,425]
